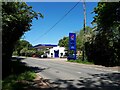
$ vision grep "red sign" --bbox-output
[71,35,74,40]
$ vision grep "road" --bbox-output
[22,57,120,89]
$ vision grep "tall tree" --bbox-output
[58,36,69,50]
[58,26,93,58]
[2,2,43,78]
[76,26,93,51]
[88,2,120,66]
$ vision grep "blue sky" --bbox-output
[23,2,98,46]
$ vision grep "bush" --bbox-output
[35,51,44,57]
[12,51,18,56]
[2,71,36,90]
[67,59,93,64]
[20,48,36,57]
[20,48,28,56]
[77,55,82,60]
[26,50,36,57]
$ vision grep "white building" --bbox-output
[47,46,66,58]
[34,44,67,58]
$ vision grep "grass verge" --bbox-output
[2,71,36,90]
[2,57,36,90]
[67,59,94,65]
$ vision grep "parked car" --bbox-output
[67,54,76,60]
[41,53,47,58]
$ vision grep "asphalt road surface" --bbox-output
[22,57,120,90]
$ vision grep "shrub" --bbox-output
[3,71,36,90]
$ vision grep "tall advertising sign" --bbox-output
[68,33,76,60]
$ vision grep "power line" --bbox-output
[32,2,80,43]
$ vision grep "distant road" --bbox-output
[22,57,120,89]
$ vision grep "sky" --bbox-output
[23,2,98,46]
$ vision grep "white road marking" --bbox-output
[77,72,82,74]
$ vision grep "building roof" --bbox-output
[33,44,57,49]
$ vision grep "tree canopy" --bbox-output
[58,26,93,52]
[76,26,93,50]
[2,2,43,78]
[13,39,32,56]
[86,2,120,66]
[58,36,69,50]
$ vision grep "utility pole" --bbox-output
[82,0,86,61]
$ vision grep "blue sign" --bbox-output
[68,33,76,60]
[69,33,76,50]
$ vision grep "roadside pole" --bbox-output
[82,0,86,61]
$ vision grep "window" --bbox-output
[60,53,63,56]
[51,53,53,55]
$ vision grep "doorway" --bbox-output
[54,50,59,58]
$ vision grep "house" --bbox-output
[47,46,66,58]
[33,44,67,58]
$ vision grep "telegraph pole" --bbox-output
[82,0,86,61]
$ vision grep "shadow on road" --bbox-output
[4,57,49,89]
[43,73,120,90]
[11,56,47,75]
[11,57,120,90]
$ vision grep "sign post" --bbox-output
[68,33,76,60]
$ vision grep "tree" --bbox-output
[20,47,28,56]
[2,2,43,78]
[87,2,120,66]
[58,26,93,59]
[76,26,93,60]
[76,26,93,50]
[13,39,32,56]
[20,48,36,57]
[58,36,69,50]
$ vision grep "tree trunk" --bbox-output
[2,44,13,79]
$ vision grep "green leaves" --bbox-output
[13,40,33,56]
[2,2,43,33]
[58,36,69,50]
[87,2,120,66]
[3,71,36,90]
[93,2,120,30]
[58,26,93,52]
[76,26,93,50]
[38,12,44,18]
[2,2,44,77]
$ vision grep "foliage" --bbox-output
[67,60,93,65]
[13,40,45,57]
[19,47,37,57]
[26,50,36,57]
[20,47,28,56]
[12,51,18,56]
[2,71,36,90]
[76,26,93,51]
[35,50,44,57]
[58,26,93,51]
[13,39,32,56]
[58,26,93,61]
[86,2,120,66]
[2,57,36,90]
[58,36,69,50]
[2,2,43,78]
